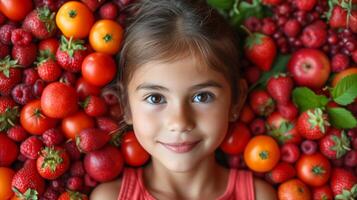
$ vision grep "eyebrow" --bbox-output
[135,80,224,92]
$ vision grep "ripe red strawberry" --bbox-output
[36,146,70,180]
[39,38,60,55]
[0,96,18,131]
[329,6,347,28]
[312,185,334,200]
[277,101,298,121]
[22,6,56,39]
[20,136,44,159]
[0,41,10,58]
[261,0,282,6]
[7,125,28,142]
[244,33,276,71]
[266,162,296,184]
[319,128,351,159]
[0,134,18,166]
[349,10,357,33]
[330,168,357,199]
[266,111,301,144]
[81,0,107,11]
[249,89,275,117]
[294,0,317,11]
[0,56,22,96]
[12,159,45,197]
[296,108,330,140]
[266,73,293,105]
[96,117,120,133]
[36,50,62,82]
[11,28,33,46]
[76,128,111,153]
[12,43,38,67]
[58,190,88,200]
[56,36,88,72]
[82,95,108,117]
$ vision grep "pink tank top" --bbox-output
[117,167,255,200]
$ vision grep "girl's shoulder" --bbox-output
[253,177,277,200]
[90,178,122,200]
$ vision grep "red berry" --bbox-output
[0,134,19,166]
[0,42,9,59]
[20,136,44,159]
[12,43,38,67]
[23,68,39,85]
[277,101,298,121]
[283,19,301,37]
[249,118,266,135]
[0,24,17,45]
[249,89,275,117]
[7,125,28,142]
[11,28,33,46]
[295,0,317,11]
[261,18,277,35]
[300,140,317,155]
[64,141,81,161]
[331,53,350,73]
[11,83,34,105]
[301,23,327,48]
[99,2,119,19]
[42,128,65,146]
[70,160,85,177]
[66,176,83,191]
[280,143,300,163]
[344,150,357,167]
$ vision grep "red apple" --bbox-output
[288,48,330,90]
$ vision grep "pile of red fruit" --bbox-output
[0,0,355,200]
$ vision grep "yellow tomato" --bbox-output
[56,1,94,39]
[89,19,124,55]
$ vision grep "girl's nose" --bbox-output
[167,104,195,133]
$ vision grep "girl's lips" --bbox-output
[160,141,200,153]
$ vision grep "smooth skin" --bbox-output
[91,55,277,200]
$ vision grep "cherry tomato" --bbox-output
[61,111,95,140]
[0,0,32,21]
[55,1,94,39]
[75,77,101,100]
[243,135,280,172]
[20,100,58,135]
[296,153,331,187]
[121,131,150,167]
[81,52,117,86]
[220,121,251,154]
[89,19,124,55]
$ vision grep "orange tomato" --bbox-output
[278,179,311,200]
[56,1,94,39]
[0,167,15,200]
[331,67,357,87]
[61,111,95,140]
[243,135,280,172]
[89,19,124,55]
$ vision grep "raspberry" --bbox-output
[11,28,33,46]
[23,68,40,85]
[12,43,38,67]
[100,2,119,20]
[66,176,83,191]
[64,141,81,161]
[20,136,43,159]
[0,42,9,59]
[42,128,65,146]
[70,160,85,177]
[7,125,28,142]
[0,24,17,45]
[11,83,34,105]
[331,53,350,72]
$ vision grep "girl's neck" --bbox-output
[142,154,229,200]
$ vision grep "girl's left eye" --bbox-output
[192,92,215,103]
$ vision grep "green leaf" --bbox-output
[206,0,234,10]
[229,0,263,27]
[332,74,357,106]
[249,54,291,91]
[292,87,329,112]
[327,107,357,129]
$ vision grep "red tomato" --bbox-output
[75,77,101,100]
[20,100,58,135]
[81,52,117,86]
[220,121,251,154]
[296,153,331,187]
[0,0,33,21]
[61,111,95,140]
[121,131,150,167]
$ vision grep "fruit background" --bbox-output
[0,0,356,199]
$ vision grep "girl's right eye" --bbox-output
[144,94,166,104]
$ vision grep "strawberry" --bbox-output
[58,190,88,200]
[244,32,276,71]
[66,176,84,191]
[349,10,357,33]
[0,41,10,59]
[266,162,296,184]
[7,125,28,142]
[12,43,38,67]
[294,0,317,11]
[266,111,301,144]
[0,56,22,96]
[0,24,17,45]
[0,134,18,166]
[312,185,334,200]
[82,95,108,117]
[20,136,44,160]
[36,50,62,82]
[277,101,298,121]
[12,159,45,197]
[23,68,39,85]
[261,0,282,6]
[330,168,357,199]
[296,108,330,140]
[22,6,56,39]
[0,96,19,131]
[329,6,347,28]
[76,128,111,153]
[39,37,60,55]
[56,36,88,72]
[266,73,293,105]
[36,146,70,180]
[319,128,351,159]
[96,116,120,133]
[249,89,275,117]
[81,0,107,11]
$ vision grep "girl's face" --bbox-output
[126,55,233,172]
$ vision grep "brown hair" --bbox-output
[117,0,242,124]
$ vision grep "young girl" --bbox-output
[91,0,277,199]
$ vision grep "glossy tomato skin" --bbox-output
[81,52,117,86]
[55,1,94,39]
[296,153,331,187]
[121,131,150,167]
[61,111,95,140]
[220,121,251,154]
[75,77,101,100]
[244,135,280,172]
[0,0,33,21]
[20,100,58,135]
[89,19,124,55]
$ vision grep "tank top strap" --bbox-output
[117,167,141,200]
[235,170,255,200]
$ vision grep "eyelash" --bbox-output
[143,92,216,105]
